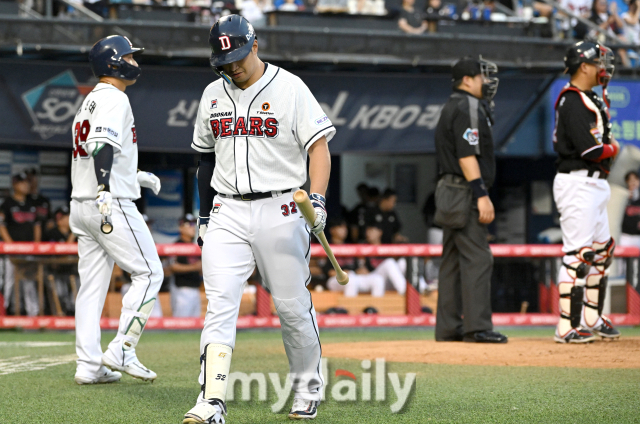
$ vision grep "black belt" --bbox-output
[559,169,607,180]
[219,188,293,201]
[441,174,466,184]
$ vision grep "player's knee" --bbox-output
[149,259,164,286]
[272,295,318,349]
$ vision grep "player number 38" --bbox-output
[73,120,90,159]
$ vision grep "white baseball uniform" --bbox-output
[192,64,335,402]
[70,82,163,379]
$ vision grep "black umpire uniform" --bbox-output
[433,57,507,343]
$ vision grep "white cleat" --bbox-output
[288,399,319,420]
[183,399,226,424]
[75,366,122,385]
[102,349,157,382]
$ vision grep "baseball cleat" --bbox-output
[554,327,596,344]
[591,316,621,339]
[183,399,226,424]
[102,349,157,382]
[288,399,318,420]
[74,366,122,385]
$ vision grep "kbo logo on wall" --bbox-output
[21,70,93,140]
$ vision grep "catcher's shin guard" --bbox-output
[597,275,607,316]
[569,286,584,328]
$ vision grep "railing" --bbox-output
[0,243,638,329]
[2,16,638,68]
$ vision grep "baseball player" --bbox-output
[183,15,335,423]
[70,35,164,384]
[552,40,621,343]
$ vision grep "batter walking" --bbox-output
[184,15,335,423]
[70,36,164,384]
[552,41,621,343]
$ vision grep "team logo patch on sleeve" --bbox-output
[212,203,222,213]
[211,100,218,109]
[314,114,329,126]
[463,128,479,145]
[590,127,603,143]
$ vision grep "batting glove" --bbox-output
[309,193,327,235]
[137,171,161,195]
[96,186,112,216]
[197,216,209,249]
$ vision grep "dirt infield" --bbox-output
[322,337,640,369]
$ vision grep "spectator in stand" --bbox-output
[622,0,640,45]
[398,0,428,33]
[43,206,77,315]
[26,168,51,231]
[325,218,386,297]
[170,214,203,317]
[590,0,631,65]
[365,188,409,244]
[425,0,442,32]
[276,0,304,10]
[240,0,272,27]
[620,171,640,247]
[560,0,592,38]
[0,172,41,316]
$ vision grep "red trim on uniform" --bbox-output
[596,143,618,160]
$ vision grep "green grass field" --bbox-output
[1,327,640,423]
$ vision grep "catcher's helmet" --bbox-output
[564,40,614,86]
[89,35,144,81]
[209,15,256,84]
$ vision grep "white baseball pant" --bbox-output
[199,192,323,402]
[70,198,163,378]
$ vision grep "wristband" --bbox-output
[469,178,488,199]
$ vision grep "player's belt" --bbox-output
[561,169,607,180]
[220,189,293,201]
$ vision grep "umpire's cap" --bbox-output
[89,35,144,81]
[209,15,256,83]
[452,57,482,83]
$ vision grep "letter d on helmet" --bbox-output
[89,35,144,81]
[208,14,256,84]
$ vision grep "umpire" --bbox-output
[433,56,507,343]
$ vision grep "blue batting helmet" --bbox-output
[89,35,144,81]
[208,15,256,83]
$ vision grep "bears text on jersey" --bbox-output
[209,116,279,139]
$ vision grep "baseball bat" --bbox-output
[293,189,349,285]
[101,214,113,234]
